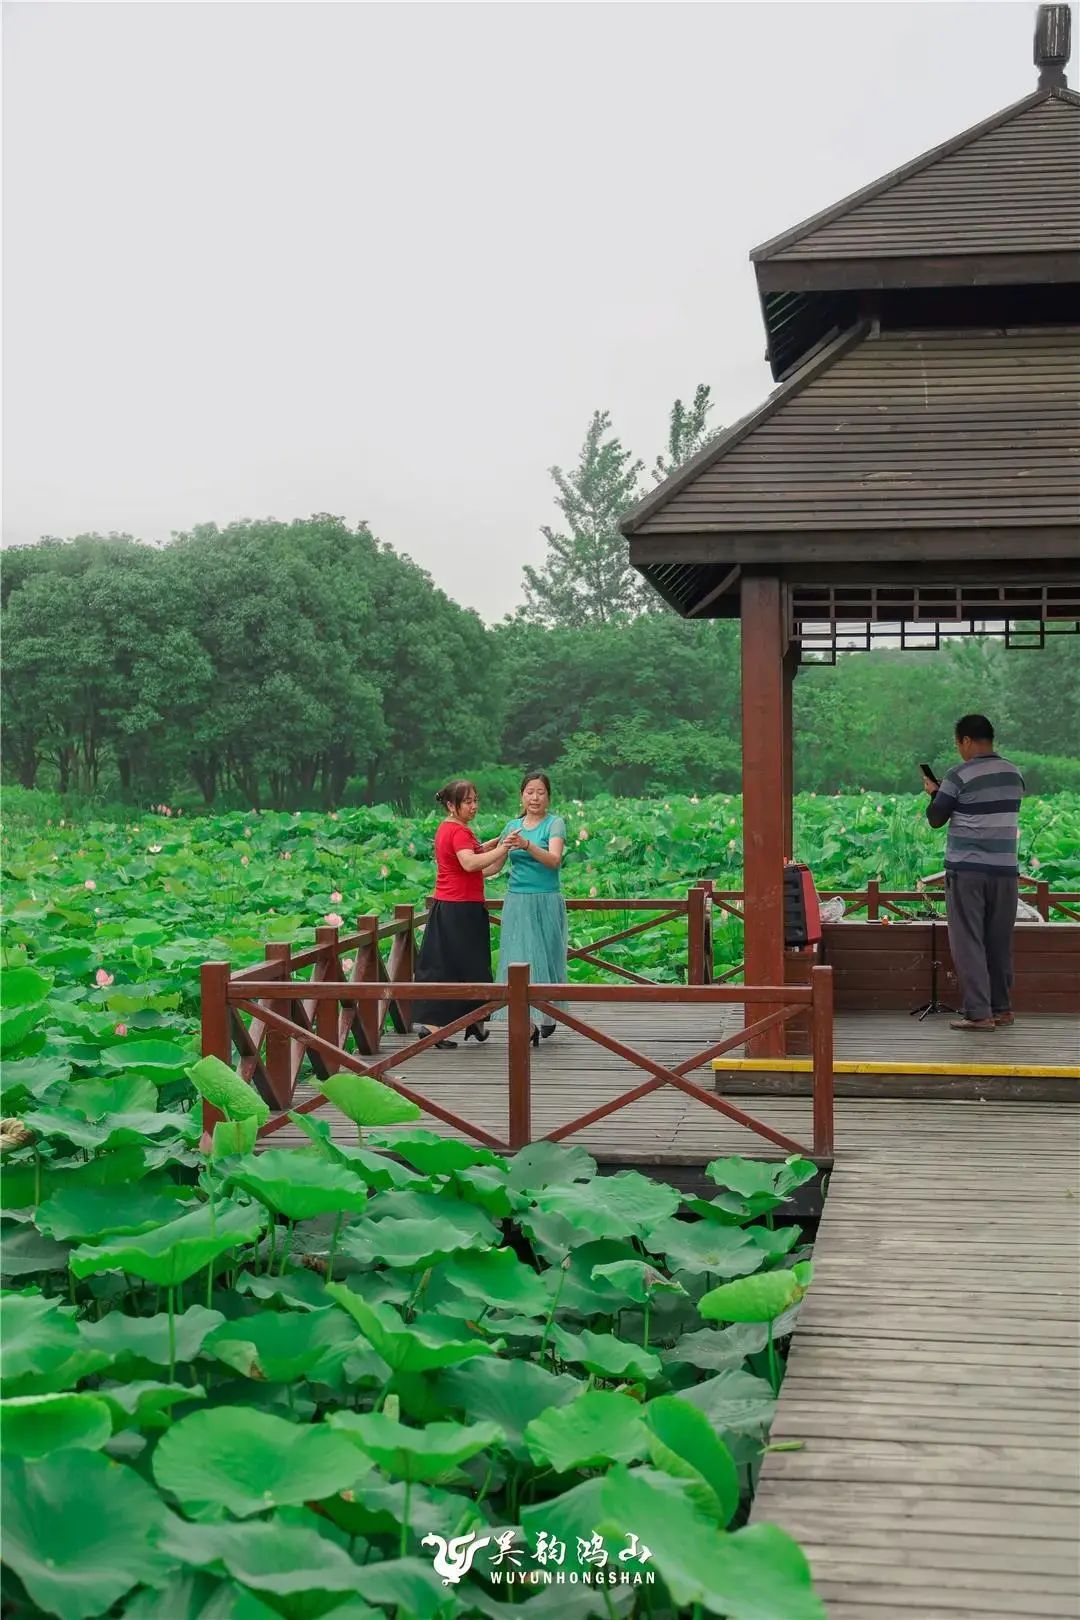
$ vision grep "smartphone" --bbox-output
[920,763,939,788]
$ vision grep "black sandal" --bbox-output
[464,1023,490,1043]
[540,1023,556,1039]
[530,1026,540,1047]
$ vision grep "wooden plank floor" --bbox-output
[752,1100,1080,1619]
[275,1004,1080,1615]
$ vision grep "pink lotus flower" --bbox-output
[328,812,338,821]
[244,826,253,837]
[95,969,114,987]
[324,912,344,928]
[342,957,355,973]
[1030,856,1041,870]
[330,891,343,904]
[84,879,96,891]
[379,865,389,879]
[281,851,291,861]
[113,1023,127,1037]
[240,855,250,867]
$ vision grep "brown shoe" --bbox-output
[950,1018,997,1032]
[994,1012,1015,1027]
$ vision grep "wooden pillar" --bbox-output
[741,576,786,1056]
[781,644,798,860]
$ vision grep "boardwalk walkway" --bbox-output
[753,1099,1080,1619]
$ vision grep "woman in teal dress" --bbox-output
[496,772,567,1042]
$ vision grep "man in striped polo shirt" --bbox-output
[924,715,1025,1032]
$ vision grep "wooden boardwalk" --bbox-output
[275,1003,1080,1616]
[753,1098,1080,1619]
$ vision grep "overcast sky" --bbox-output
[3,1,1055,620]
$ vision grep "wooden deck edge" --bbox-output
[715,1070,1080,1102]
[711,1058,1080,1078]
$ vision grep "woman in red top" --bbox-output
[413,779,519,1048]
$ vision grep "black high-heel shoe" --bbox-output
[464,1023,490,1043]
[416,1025,457,1050]
[530,1026,540,1047]
[540,1023,556,1040]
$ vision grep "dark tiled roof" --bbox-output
[622,325,1080,536]
[753,88,1080,264]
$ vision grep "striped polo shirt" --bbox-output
[926,752,1025,876]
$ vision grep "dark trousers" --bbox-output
[945,870,1018,1023]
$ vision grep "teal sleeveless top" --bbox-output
[500,813,566,895]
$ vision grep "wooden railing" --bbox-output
[199,889,834,1161]
[710,879,1080,926]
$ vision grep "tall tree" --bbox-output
[652,384,716,484]
[521,411,646,627]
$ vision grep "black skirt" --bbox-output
[412,900,493,1026]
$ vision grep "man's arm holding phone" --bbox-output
[922,762,958,828]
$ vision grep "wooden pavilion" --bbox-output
[621,4,1080,1053]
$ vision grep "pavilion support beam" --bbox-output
[782,644,798,860]
[740,576,787,1057]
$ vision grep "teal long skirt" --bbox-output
[494,891,568,1020]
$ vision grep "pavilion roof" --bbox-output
[622,325,1080,613]
[754,87,1079,271]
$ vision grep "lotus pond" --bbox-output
[19,785,1073,1618]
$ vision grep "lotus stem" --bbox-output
[642,1297,651,1349]
[538,1260,569,1368]
[400,1479,412,1558]
[327,1213,344,1282]
[278,1220,294,1277]
[766,1319,781,1394]
[167,1286,176,1382]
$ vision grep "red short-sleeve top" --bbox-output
[434,820,484,903]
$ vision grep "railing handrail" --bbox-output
[228,979,810,1005]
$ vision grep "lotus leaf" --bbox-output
[326,1285,495,1372]
[203,1306,357,1382]
[35,1183,193,1243]
[328,1410,501,1482]
[224,1149,368,1221]
[534,1172,680,1242]
[0,1293,81,1384]
[437,1356,582,1460]
[700,1261,813,1324]
[364,1187,498,1243]
[102,1038,193,1078]
[70,1199,266,1287]
[211,1116,260,1158]
[81,1303,224,1368]
[599,1467,826,1619]
[706,1154,817,1206]
[549,1325,663,1383]
[287,1114,426,1189]
[523,1390,650,1473]
[0,1225,72,1277]
[644,1393,740,1526]
[96,1380,203,1430]
[22,1105,199,1151]
[507,1138,596,1191]
[154,1406,367,1516]
[591,1259,685,1303]
[354,1557,461,1619]
[186,1054,271,1125]
[0,1393,113,1458]
[161,1513,364,1602]
[1,1450,174,1620]
[665,1323,769,1371]
[365,1126,507,1176]
[677,1368,778,1438]
[647,1217,765,1278]
[321,1071,422,1128]
[438,1246,550,1313]
[341,1214,486,1270]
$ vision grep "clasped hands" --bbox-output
[500,829,530,851]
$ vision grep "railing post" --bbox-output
[264,942,293,1108]
[687,885,707,986]
[314,926,341,1054]
[507,962,532,1150]
[199,961,231,1147]
[356,915,382,1055]
[1036,880,1050,922]
[811,965,834,1159]
[867,879,880,921]
[698,879,714,985]
[388,905,416,1032]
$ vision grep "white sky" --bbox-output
[2,1,1055,620]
